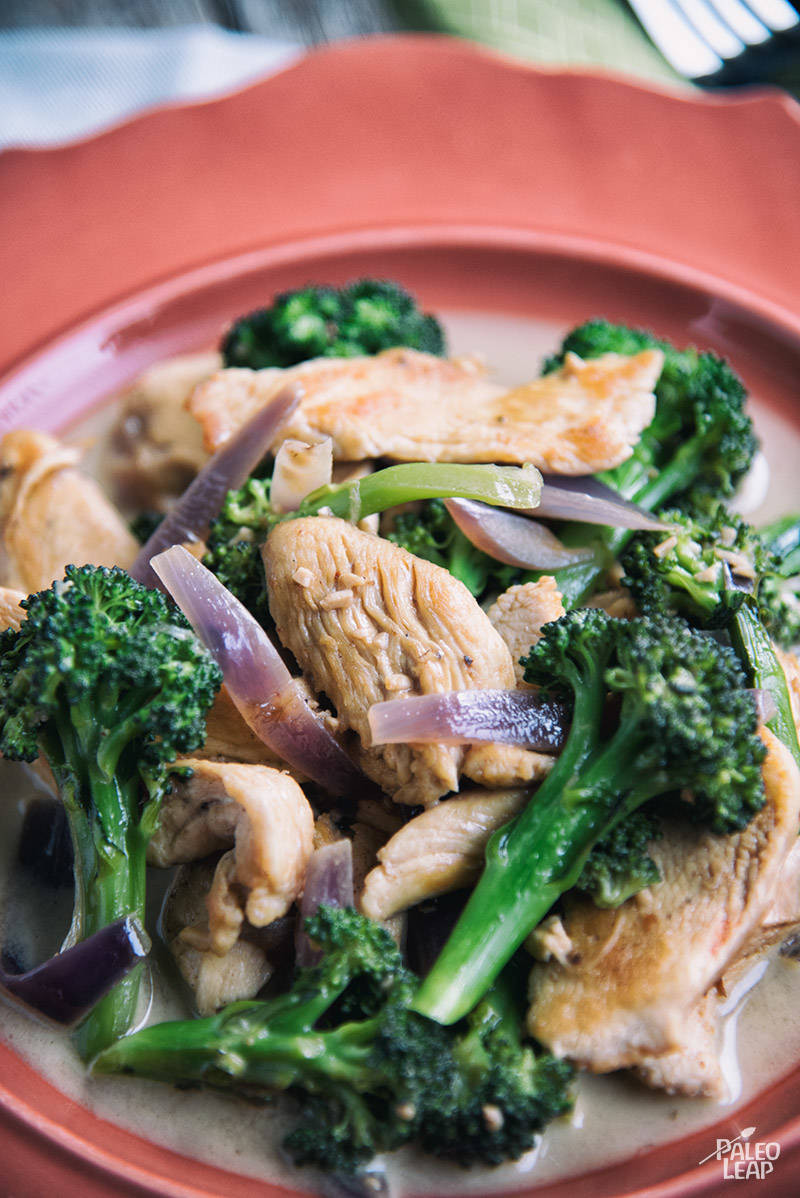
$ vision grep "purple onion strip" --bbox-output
[295,840,355,968]
[131,381,302,589]
[536,475,672,531]
[151,545,367,796]
[368,689,568,752]
[444,497,594,570]
[0,915,149,1027]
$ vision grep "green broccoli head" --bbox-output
[203,476,274,626]
[0,564,221,776]
[623,503,800,649]
[387,498,518,600]
[523,609,766,834]
[422,970,575,1166]
[576,808,662,908]
[96,905,574,1175]
[221,279,446,369]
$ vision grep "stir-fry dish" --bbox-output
[1,280,799,1188]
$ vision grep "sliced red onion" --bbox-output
[750,687,778,726]
[536,475,671,531]
[151,545,367,796]
[271,437,333,514]
[295,840,355,968]
[444,497,594,570]
[368,689,568,752]
[131,381,302,588]
[0,916,149,1027]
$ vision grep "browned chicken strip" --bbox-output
[527,727,800,1072]
[0,430,138,591]
[361,788,529,921]
[263,516,521,806]
[149,759,313,956]
[189,348,661,473]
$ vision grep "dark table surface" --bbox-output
[0,0,409,41]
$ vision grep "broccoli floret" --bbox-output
[388,499,519,600]
[221,280,446,369]
[96,906,573,1174]
[576,809,662,908]
[0,565,222,1056]
[203,476,274,625]
[623,503,800,648]
[622,503,800,767]
[537,320,758,607]
[421,963,574,1165]
[412,609,766,1024]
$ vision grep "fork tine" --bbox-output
[672,0,745,58]
[705,0,771,43]
[739,0,799,33]
[627,0,724,77]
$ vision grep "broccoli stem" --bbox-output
[413,735,650,1024]
[412,664,617,1024]
[297,463,542,524]
[48,709,150,1059]
[95,1006,380,1093]
[730,602,800,770]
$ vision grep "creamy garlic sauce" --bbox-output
[1,309,800,1195]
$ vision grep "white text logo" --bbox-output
[699,1127,781,1181]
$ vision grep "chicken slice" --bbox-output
[632,993,725,1099]
[361,788,529,921]
[487,577,565,685]
[263,516,518,806]
[0,430,138,591]
[161,860,271,1016]
[107,351,217,507]
[527,727,800,1071]
[0,587,25,632]
[631,825,800,1099]
[461,743,553,788]
[149,759,314,955]
[190,347,661,473]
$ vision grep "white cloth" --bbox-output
[0,25,300,151]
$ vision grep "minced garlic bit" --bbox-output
[714,547,756,579]
[482,1104,505,1132]
[338,571,366,588]
[318,588,354,610]
[525,914,575,965]
[291,566,314,588]
[383,673,413,692]
[653,534,678,559]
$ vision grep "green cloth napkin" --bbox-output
[405,0,800,94]
[407,0,685,85]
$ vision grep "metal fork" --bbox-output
[628,0,800,85]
